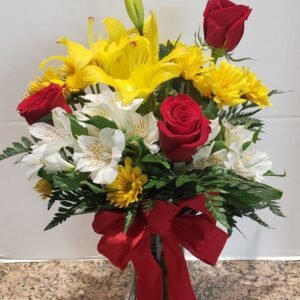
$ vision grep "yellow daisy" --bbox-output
[34,179,52,200]
[107,157,148,208]
[174,43,209,81]
[194,61,248,108]
[243,68,271,108]
[26,67,64,96]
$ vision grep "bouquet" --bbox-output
[1,0,285,299]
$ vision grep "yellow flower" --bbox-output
[82,38,185,104]
[26,67,64,96]
[34,179,52,200]
[82,12,185,104]
[107,157,148,208]
[174,43,209,81]
[243,68,271,108]
[40,34,94,91]
[40,17,98,92]
[194,61,248,108]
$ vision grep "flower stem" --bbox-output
[90,85,96,94]
[70,102,77,111]
[179,81,185,94]
[96,83,101,94]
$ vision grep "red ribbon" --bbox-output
[92,194,228,300]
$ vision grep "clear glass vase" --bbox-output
[126,235,168,300]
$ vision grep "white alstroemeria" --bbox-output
[193,142,227,170]
[74,128,125,185]
[21,144,74,180]
[224,143,272,182]
[29,108,77,156]
[82,89,143,131]
[207,118,221,143]
[223,120,254,149]
[128,112,160,153]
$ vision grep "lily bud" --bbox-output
[124,0,145,33]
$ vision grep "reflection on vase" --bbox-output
[126,235,168,300]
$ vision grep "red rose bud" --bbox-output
[158,94,211,162]
[17,83,72,125]
[203,0,251,52]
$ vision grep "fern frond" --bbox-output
[0,137,33,161]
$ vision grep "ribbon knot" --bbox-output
[93,194,228,300]
[146,201,179,235]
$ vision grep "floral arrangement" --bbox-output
[1,0,284,299]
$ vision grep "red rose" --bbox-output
[203,0,251,51]
[158,94,211,162]
[17,83,72,125]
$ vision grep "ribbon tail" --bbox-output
[163,235,196,300]
[131,233,163,300]
[173,216,228,266]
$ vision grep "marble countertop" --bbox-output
[0,260,299,299]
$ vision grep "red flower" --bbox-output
[203,0,251,51]
[158,94,211,162]
[17,83,72,125]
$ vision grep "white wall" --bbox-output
[0,0,299,260]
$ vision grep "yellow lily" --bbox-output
[40,17,102,91]
[143,11,159,59]
[82,37,185,104]
[83,12,185,103]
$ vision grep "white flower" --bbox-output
[223,120,254,149]
[208,118,221,143]
[224,143,272,182]
[21,144,74,180]
[82,89,143,131]
[74,128,125,184]
[193,118,224,170]
[128,112,159,153]
[193,142,227,170]
[29,108,77,156]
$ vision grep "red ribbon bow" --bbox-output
[92,195,228,300]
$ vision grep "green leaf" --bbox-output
[264,170,286,177]
[53,172,88,191]
[219,101,263,130]
[142,199,155,212]
[39,113,53,123]
[45,187,112,230]
[213,140,227,152]
[124,208,137,233]
[252,128,261,144]
[87,116,117,129]
[124,136,151,160]
[70,117,88,137]
[176,175,195,188]
[203,100,218,119]
[81,180,107,194]
[242,141,252,151]
[38,168,55,182]
[196,185,205,193]
[144,178,169,190]
[205,194,231,230]
[0,137,33,162]
[22,137,33,148]
[268,89,290,97]
[225,52,253,62]
[141,154,170,169]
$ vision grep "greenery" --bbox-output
[0,137,33,162]
[45,186,112,231]
[141,166,283,235]
[44,162,284,235]
[219,101,263,130]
